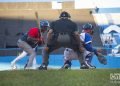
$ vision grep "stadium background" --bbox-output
[0,1,102,54]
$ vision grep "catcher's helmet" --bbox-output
[40,20,49,32]
[59,11,71,18]
[82,23,94,30]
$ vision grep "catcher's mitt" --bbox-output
[96,52,107,65]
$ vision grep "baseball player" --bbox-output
[11,20,49,69]
[61,23,107,69]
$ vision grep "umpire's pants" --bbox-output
[41,33,84,67]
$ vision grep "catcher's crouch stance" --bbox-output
[38,11,85,70]
[61,23,107,69]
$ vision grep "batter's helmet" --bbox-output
[82,23,94,30]
[59,11,71,18]
[40,20,49,32]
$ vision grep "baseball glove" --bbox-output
[96,52,107,65]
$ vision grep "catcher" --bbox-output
[61,23,107,69]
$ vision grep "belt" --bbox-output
[59,32,68,35]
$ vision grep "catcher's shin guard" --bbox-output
[85,53,93,63]
[81,54,96,69]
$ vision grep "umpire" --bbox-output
[38,11,84,70]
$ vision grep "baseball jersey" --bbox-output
[21,27,41,47]
[80,32,92,45]
[80,32,96,53]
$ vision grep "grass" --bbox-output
[0,69,120,86]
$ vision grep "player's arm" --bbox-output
[84,43,98,55]
[27,35,39,42]
[74,32,85,52]
[45,29,53,44]
[27,35,44,46]
[85,43,103,56]
[44,21,54,46]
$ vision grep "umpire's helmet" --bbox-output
[59,11,71,18]
[40,20,49,32]
[82,23,94,30]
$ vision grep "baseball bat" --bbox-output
[35,11,42,36]
[35,11,44,45]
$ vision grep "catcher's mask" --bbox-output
[82,23,94,35]
[40,20,49,32]
[59,11,71,18]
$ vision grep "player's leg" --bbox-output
[68,45,85,69]
[84,54,96,69]
[61,48,72,69]
[11,51,27,69]
[38,46,49,70]
[18,40,36,69]
[24,48,36,69]
[32,47,38,66]
[38,30,57,70]
[81,51,95,69]
[38,45,60,70]
[24,47,37,69]
[70,33,85,69]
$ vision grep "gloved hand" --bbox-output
[97,52,107,65]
